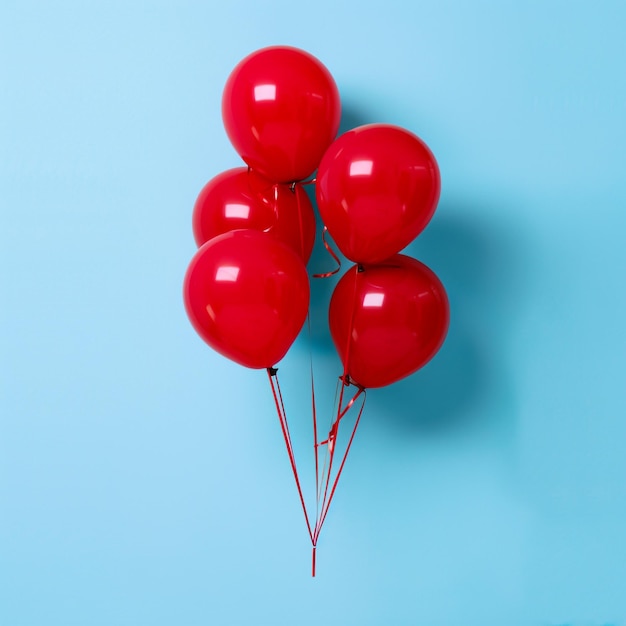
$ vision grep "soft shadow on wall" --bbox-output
[305,102,530,444]
[369,200,528,443]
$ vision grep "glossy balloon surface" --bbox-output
[222,46,341,183]
[184,230,310,369]
[317,124,440,264]
[192,167,316,263]
[329,255,449,388]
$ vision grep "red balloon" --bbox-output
[329,255,449,388]
[192,167,316,263]
[222,46,341,183]
[183,230,310,369]
[316,124,441,264]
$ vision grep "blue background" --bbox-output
[1,1,625,624]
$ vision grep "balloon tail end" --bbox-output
[312,546,316,577]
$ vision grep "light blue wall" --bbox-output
[1,1,625,624]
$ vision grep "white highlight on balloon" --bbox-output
[349,159,374,177]
[224,203,251,219]
[363,292,385,308]
[254,84,277,102]
[215,266,240,282]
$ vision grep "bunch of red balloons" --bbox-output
[183,45,449,389]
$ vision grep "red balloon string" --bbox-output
[266,361,366,576]
[285,177,339,277]
[264,251,366,577]
[290,182,308,262]
[305,315,321,525]
[312,226,342,278]
[314,382,366,541]
[266,368,314,544]
[291,179,340,278]
[339,264,361,383]
[310,266,365,539]
[305,313,321,577]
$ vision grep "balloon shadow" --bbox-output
[338,103,377,135]
[299,99,527,443]
[366,200,528,439]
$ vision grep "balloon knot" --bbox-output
[339,373,366,391]
[357,264,365,273]
[267,367,279,377]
